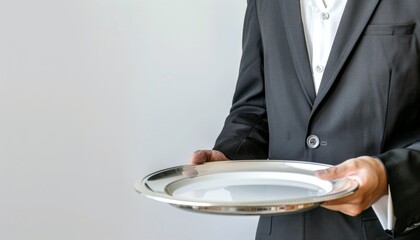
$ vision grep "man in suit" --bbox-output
[190,0,420,239]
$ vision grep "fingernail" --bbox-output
[315,170,326,176]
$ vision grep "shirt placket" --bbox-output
[312,1,332,93]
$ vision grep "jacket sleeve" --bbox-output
[377,142,420,237]
[213,0,269,160]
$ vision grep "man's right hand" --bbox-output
[189,150,228,165]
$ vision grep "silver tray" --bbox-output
[135,160,358,215]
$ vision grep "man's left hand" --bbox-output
[315,156,388,216]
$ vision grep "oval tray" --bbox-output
[135,160,358,215]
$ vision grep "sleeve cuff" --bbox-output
[371,185,396,230]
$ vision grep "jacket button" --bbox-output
[306,135,320,149]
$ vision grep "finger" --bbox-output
[189,150,210,164]
[321,203,364,217]
[188,150,227,165]
[210,150,228,161]
[321,192,359,206]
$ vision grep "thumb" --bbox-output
[315,164,348,181]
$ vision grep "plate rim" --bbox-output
[135,160,359,214]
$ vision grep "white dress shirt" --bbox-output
[300,0,395,230]
[300,0,346,93]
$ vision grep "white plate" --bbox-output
[135,160,358,215]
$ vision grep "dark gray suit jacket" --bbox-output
[213,0,420,239]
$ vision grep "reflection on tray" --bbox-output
[171,173,329,203]
[173,184,327,202]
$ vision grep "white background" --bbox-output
[0,0,258,239]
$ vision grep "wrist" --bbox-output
[371,156,389,197]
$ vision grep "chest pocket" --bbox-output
[364,23,415,35]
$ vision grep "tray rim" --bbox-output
[134,160,359,215]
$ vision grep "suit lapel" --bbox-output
[281,0,316,106]
[312,0,381,112]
